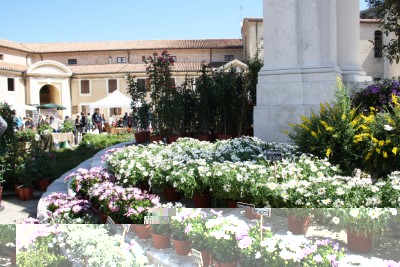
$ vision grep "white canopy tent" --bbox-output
[89,90,137,111]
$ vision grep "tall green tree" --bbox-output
[366,0,400,63]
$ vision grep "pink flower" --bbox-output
[238,236,252,249]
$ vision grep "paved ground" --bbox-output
[0,190,42,224]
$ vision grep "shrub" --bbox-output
[288,78,363,175]
[352,78,400,112]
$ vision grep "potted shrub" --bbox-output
[150,223,172,249]
[170,209,195,256]
[333,208,395,253]
[184,210,212,266]
[126,75,151,144]
[15,162,33,201]
[287,208,313,235]
[205,215,250,267]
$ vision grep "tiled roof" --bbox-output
[70,62,227,75]
[0,61,28,72]
[22,39,243,53]
[0,39,32,52]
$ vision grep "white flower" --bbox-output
[384,124,393,131]
[255,251,261,259]
[332,217,340,224]
[350,209,359,218]
[336,187,345,195]
[223,184,231,192]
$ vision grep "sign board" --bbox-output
[106,216,115,224]
[237,202,255,209]
[191,249,203,266]
[264,150,283,161]
[255,208,272,217]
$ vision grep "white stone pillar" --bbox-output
[337,0,371,84]
[254,0,340,143]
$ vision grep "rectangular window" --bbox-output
[117,57,127,63]
[72,106,78,114]
[224,55,234,61]
[81,105,89,114]
[110,107,122,116]
[136,78,146,92]
[170,78,176,86]
[80,80,90,94]
[108,79,117,93]
[145,78,151,92]
[0,54,4,60]
[68,59,77,65]
[7,78,15,91]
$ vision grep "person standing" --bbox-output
[74,115,81,144]
[80,112,87,137]
[86,112,93,132]
[0,115,7,137]
[127,113,132,129]
[50,114,62,133]
[92,110,102,133]
[123,112,128,127]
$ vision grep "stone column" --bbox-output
[254,0,340,142]
[337,0,371,84]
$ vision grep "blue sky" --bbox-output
[1,0,370,43]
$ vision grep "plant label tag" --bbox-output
[106,216,115,224]
[255,208,271,217]
[144,216,153,224]
[264,150,282,161]
[237,202,255,209]
[123,224,130,232]
[191,249,203,266]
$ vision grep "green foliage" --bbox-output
[15,129,35,142]
[175,76,197,136]
[126,75,150,130]
[60,120,74,133]
[38,123,53,134]
[0,102,17,150]
[78,133,134,150]
[288,78,363,175]
[17,235,71,267]
[143,50,176,135]
[366,0,400,63]
[0,225,15,244]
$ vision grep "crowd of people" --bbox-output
[0,109,135,143]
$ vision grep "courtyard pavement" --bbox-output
[0,190,42,224]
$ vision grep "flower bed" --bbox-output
[102,137,400,208]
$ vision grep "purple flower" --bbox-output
[313,254,323,263]
[184,224,192,234]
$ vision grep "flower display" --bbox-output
[204,214,250,263]
[44,193,94,224]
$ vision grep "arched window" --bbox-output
[374,30,383,58]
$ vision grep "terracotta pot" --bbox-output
[347,229,373,253]
[16,186,33,201]
[151,233,171,249]
[143,131,151,143]
[134,132,144,144]
[10,249,16,266]
[217,134,234,140]
[99,212,107,223]
[287,214,311,235]
[168,135,181,144]
[193,192,211,208]
[197,135,210,141]
[245,208,261,220]
[150,135,162,142]
[199,250,212,267]
[134,224,152,239]
[226,199,238,208]
[139,181,150,193]
[172,239,191,256]
[14,184,22,198]
[213,260,237,267]
[164,186,181,202]
[35,177,50,192]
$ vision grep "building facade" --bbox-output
[0,39,243,118]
